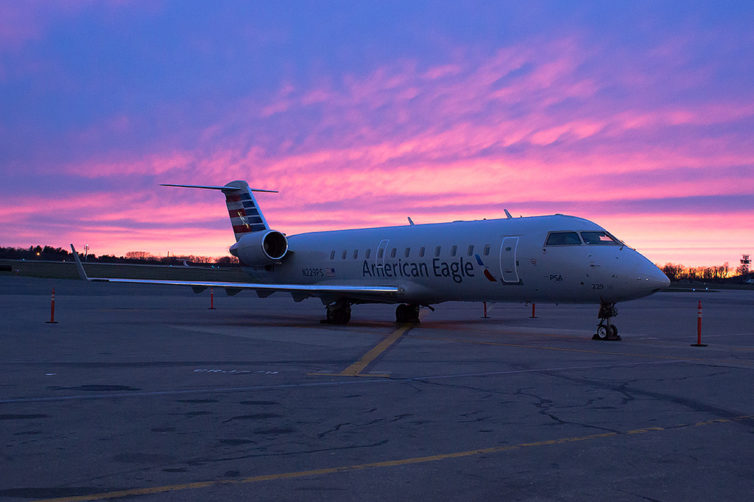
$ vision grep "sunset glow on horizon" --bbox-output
[1,2,752,267]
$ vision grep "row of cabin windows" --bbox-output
[329,244,493,261]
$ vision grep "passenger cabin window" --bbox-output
[434,246,441,257]
[330,250,335,260]
[353,249,358,259]
[483,244,491,256]
[365,249,371,259]
[467,245,474,256]
[545,232,582,246]
[341,250,347,259]
[390,248,397,258]
[451,245,457,257]
[419,246,425,257]
[581,231,621,245]
[404,248,410,258]
[377,248,384,259]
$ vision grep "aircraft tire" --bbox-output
[332,308,350,324]
[396,304,419,323]
[395,304,408,323]
[326,305,351,324]
[607,325,619,339]
[594,325,608,340]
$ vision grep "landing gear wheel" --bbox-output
[593,301,621,341]
[327,308,350,324]
[608,325,619,339]
[593,325,608,341]
[395,303,420,323]
[324,301,351,325]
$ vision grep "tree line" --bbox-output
[660,262,751,282]
[0,246,239,266]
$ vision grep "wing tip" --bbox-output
[70,244,90,281]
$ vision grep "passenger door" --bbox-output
[500,236,520,283]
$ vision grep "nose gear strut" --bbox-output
[593,301,620,341]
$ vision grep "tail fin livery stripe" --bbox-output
[233,224,266,234]
[226,202,245,210]
[230,216,263,225]
[231,216,263,224]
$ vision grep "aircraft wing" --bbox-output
[70,245,402,299]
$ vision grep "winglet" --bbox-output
[70,244,90,281]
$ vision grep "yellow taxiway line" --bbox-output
[309,322,415,377]
[36,414,753,502]
[338,323,414,376]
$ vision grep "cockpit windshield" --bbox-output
[580,231,621,245]
[545,232,582,246]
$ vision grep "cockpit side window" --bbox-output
[581,231,621,245]
[545,232,582,246]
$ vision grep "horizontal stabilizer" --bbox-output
[70,244,89,280]
[160,184,278,193]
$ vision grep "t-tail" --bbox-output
[160,181,277,242]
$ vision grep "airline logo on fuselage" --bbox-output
[362,258,476,283]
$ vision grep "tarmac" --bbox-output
[1,274,753,501]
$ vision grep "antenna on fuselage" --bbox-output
[407,217,415,226]
[504,209,513,219]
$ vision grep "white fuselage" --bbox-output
[240,214,669,306]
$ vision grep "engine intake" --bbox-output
[230,230,288,266]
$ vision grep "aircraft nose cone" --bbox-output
[644,264,670,292]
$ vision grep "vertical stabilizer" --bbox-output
[222,180,270,241]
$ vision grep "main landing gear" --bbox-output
[593,301,620,341]
[395,303,420,323]
[324,299,351,325]
[323,301,422,325]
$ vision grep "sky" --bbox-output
[1,1,752,267]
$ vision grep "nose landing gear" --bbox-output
[593,301,620,341]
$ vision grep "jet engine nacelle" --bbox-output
[230,230,288,266]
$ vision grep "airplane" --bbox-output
[71,180,670,340]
